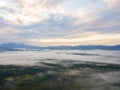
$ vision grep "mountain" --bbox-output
[48,45,120,50]
[0,43,40,51]
[0,43,120,51]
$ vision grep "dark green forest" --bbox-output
[0,63,120,90]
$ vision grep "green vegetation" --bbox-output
[0,63,120,90]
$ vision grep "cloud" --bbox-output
[18,0,65,9]
[103,0,119,9]
[0,27,22,34]
[71,10,89,26]
[0,0,67,25]
[0,27,23,44]
[0,0,119,46]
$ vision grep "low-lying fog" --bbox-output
[0,50,120,90]
[0,50,120,66]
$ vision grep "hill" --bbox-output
[0,43,120,51]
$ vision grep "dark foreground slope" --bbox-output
[0,62,120,90]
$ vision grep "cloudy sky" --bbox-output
[0,0,120,46]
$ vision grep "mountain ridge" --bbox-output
[0,43,120,51]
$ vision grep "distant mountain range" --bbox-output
[0,43,120,51]
[0,43,40,51]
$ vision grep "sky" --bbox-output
[0,0,120,46]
